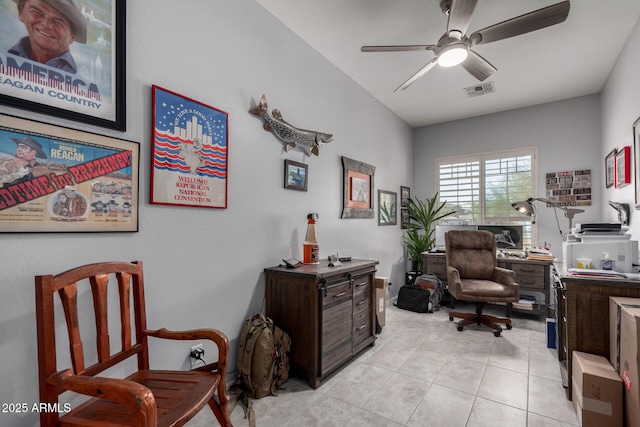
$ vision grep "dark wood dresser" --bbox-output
[264,259,378,388]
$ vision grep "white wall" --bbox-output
[413,94,602,257]
[0,1,413,426]
[601,16,640,236]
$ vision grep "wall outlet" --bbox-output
[190,343,204,358]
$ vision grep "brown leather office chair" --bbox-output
[445,230,519,337]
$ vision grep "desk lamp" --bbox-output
[511,198,584,235]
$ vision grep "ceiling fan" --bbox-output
[361,0,570,92]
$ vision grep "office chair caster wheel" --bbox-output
[494,331,501,337]
[457,326,463,332]
[449,316,454,321]
[506,324,512,330]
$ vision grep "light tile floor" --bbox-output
[189,302,578,426]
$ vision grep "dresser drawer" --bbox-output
[352,309,371,347]
[515,274,544,289]
[352,275,370,293]
[353,287,371,315]
[510,263,545,277]
[322,280,352,307]
[426,256,447,279]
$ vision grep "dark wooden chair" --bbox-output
[35,260,233,426]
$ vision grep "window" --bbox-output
[436,147,537,248]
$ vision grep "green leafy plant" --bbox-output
[402,193,455,271]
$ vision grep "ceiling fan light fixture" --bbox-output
[438,44,468,67]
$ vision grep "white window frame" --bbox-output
[435,146,538,247]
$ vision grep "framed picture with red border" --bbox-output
[615,145,631,188]
[341,156,375,218]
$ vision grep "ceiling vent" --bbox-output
[464,82,495,98]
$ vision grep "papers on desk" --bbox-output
[567,268,627,278]
[527,247,555,261]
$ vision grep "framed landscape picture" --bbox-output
[0,114,139,232]
[284,159,308,191]
[0,0,126,130]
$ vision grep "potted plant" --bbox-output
[402,193,455,272]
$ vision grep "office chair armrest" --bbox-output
[446,265,462,297]
[493,266,516,284]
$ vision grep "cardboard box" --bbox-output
[571,351,623,427]
[609,297,640,373]
[619,304,640,427]
[375,277,389,327]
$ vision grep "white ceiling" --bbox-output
[256,0,640,128]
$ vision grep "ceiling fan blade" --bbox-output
[461,50,497,81]
[447,0,478,35]
[468,0,570,46]
[361,45,436,52]
[394,57,439,92]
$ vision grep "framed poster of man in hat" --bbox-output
[0,113,139,232]
[0,0,125,130]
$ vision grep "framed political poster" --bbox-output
[0,0,126,131]
[150,85,228,209]
[0,113,139,232]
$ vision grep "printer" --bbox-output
[562,223,638,273]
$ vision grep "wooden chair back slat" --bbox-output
[117,272,132,351]
[89,274,111,362]
[58,284,85,374]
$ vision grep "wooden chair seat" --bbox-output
[61,370,220,427]
[35,260,233,427]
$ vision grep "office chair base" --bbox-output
[449,309,512,337]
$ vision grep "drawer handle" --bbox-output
[355,281,367,287]
[357,300,367,306]
[520,280,536,285]
[357,324,366,330]
[520,268,536,273]
[333,292,347,297]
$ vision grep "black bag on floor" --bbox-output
[393,284,431,313]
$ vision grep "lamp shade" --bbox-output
[511,199,535,217]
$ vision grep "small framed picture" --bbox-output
[616,146,631,188]
[378,190,397,226]
[400,186,411,208]
[284,159,308,191]
[605,148,617,188]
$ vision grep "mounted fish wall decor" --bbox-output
[250,94,333,156]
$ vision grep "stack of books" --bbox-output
[527,247,555,261]
[512,295,536,311]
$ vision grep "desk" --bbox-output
[556,271,640,400]
[422,252,553,317]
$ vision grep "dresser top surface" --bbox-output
[265,259,378,278]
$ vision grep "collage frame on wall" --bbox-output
[150,86,229,209]
[0,0,126,131]
[0,114,139,232]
